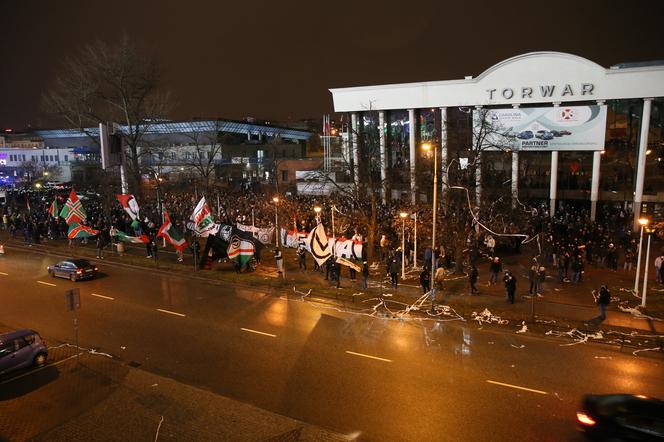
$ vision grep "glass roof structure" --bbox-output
[33,119,313,141]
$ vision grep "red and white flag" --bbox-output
[116,194,140,222]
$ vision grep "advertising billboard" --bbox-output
[474,105,607,151]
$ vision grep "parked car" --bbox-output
[0,329,48,375]
[517,130,534,139]
[577,394,664,440]
[47,258,98,281]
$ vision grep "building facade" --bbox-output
[329,52,664,229]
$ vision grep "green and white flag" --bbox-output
[227,236,255,266]
[158,210,187,251]
[190,197,218,237]
[111,227,150,244]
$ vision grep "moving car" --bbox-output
[0,329,48,375]
[47,258,98,281]
[577,394,664,440]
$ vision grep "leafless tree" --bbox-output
[43,36,171,196]
[181,121,225,195]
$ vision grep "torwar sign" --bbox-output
[474,105,607,151]
[486,83,595,101]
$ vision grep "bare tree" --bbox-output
[43,36,171,196]
[182,121,225,195]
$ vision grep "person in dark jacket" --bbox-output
[361,261,369,289]
[419,269,431,294]
[388,258,399,289]
[503,270,517,304]
[469,265,479,294]
[597,285,611,321]
[489,257,502,285]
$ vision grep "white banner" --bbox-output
[474,105,607,151]
[236,223,275,244]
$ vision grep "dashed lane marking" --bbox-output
[90,293,115,300]
[0,271,8,276]
[345,350,392,363]
[37,281,56,287]
[240,328,277,338]
[156,308,186,317]
[486,380,548,395]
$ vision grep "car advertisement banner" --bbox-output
[474,105,607,151]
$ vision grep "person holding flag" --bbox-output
[60,188,87,224]
[157,210,187,262]
[47,197,60,219]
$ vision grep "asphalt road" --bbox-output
[1,249,663,441]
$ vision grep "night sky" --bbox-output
[1,0,663,130]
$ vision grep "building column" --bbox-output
[440,107,448,205]
[379,110,388,204]
[633,97,653,230]
[408,109,417,204]
[511,151,519,208]
[549,103,561,217]
[351,112,360,187]
[590,150,602,221]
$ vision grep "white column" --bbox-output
[408,109,417,204]
[440,107,448,202]
[511,151,519,208]
[590,150,602,221]
[351,112,360,187]
[342,115,350,165]
[633,98,653,231]
[379,110,388,204]
[549,103,560,217]
[475,151,482,207]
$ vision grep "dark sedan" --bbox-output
[47,259,98,282]
[577,394,664,440]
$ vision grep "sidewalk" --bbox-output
[0,345,347,442]
[2,231,663,336]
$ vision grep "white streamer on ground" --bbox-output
[154,416,164,442]
[545,328,604,346]
[48,343,113,358]
[515,321,528,334]
[510,344,525,349]
[471,308,509,325]
[618,305,663,321]
[632,347,662,356]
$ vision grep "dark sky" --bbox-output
[1,0,663,130]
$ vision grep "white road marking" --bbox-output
[156,308,186,317]
[240,327,277,338]
[345,350,392,363]
[0,271,8,276]
[486,380,548,395]
[0,353,80,385]
[37,281,56,287]
[90,293,115,300]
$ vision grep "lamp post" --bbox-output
[314,206,322,224]
[423,142,437,310]
[273,196,285,280]
[400,211,407,279]
[642,226,654,308]
[413,212,418,270]
[634,217,648,296]
[331,205,336,239]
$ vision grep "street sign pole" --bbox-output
[65,288,81,364]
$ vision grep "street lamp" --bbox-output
[314,206,321,224]
[634,217,649,296]
[400,211,407,279]
[642,225,655,308]
[423,142,438,310]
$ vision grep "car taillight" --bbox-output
[76,269,83,274]
[94,267,98,271]
[576,412,596,426]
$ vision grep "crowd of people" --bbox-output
[1,186,663,302]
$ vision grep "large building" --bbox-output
[329,52,664,228]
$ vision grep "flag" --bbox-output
[60,189,86,224]
[190,197,219,237]
[116,194,140,221]
[48,198,59,219]
[67,222,99,240]
[306,224,331,266]
[226,236,255,266]
[157,210,187,251]
[236,223,274,244]
[112,228,150,244]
